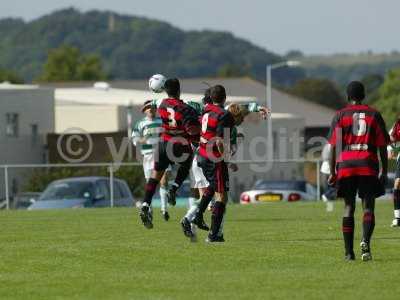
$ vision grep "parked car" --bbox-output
[240,180,317,204]
[28,177,134,210]
[12,192,42,210]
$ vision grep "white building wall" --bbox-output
[55,105,125,133]
[0,88,55,198]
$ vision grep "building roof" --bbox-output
[0,82,40,90]
[43,77,336,127]
[54,86,256,107]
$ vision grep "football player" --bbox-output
[139,78,200,229]
[180,89,269,242]
[388,118,400,227]
[191,85,268,242]
[328,81,389,261]
[132,101,171,221]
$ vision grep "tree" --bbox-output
[285,50,304,59]
[361,74,384,104]
[216,64,250,78]
[373,68,400,127]
[0,69,24,83]
[37,45,106,82]
[286,78,345,109]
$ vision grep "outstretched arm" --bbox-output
[239,103,270,120]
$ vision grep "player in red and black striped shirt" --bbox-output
[192,85,236,242]
[140,78,200,229]
[328,81,390,261]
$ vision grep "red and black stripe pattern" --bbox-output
[199,103,235,159]
[158,98,200,143]
[391,119,400,141]
[328,104,390,179]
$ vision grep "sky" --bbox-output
[0,0,399,55]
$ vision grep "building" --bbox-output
[46,81,308,197]
[40,78,336,199]
[0,82,55,198]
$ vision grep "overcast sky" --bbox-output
[1,0,398,55]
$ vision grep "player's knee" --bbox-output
[343,205,355,217]
[205,186,215,197]
[215,192,228,204]
[394,178,400,190]
[159,175,168,187]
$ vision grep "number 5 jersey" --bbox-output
[328,104,390,179]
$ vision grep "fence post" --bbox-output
[4,166,9,210]
[109,164,114,208]
[316,160,321,201]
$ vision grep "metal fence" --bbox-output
[0,159,323,210]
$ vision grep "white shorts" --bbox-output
[190,154,209,189]
[143,153,171,180]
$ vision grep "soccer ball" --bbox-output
[149,74,166,93]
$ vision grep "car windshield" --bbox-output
[254,181,307,192]
[40,181,95,201]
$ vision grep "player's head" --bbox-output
[202,87,212,105]
[347,81,365,103]
[164,78,180,99]
[210,85,226,105]
[228,104,245,125]
[142,100,156,118]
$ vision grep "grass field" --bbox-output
[1,201,400,300]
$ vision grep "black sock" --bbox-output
[197,187,215,214]
[171,165,191,193]
[342,217,355,255]
[394,189,400,211]
[362,212,375,244]
[210,202,226,238]
[143,178,159,206]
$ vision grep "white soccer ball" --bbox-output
[149,74,166,93]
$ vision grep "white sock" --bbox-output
[395,209,400,219]
[188,197,197,208]
[191,223,197,235]
[159,186,168,213]
[185,197,198,222]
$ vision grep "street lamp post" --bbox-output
[266,60,301,160]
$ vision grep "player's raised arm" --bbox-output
[236,102,271,120]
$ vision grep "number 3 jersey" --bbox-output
[328,104,390,179]
[157,98,200,143]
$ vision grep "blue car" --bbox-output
[28,177,134,210]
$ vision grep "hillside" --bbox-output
[299,52,400,85]
[0,8,303,84]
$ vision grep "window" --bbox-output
[31,124,38,146]
[6,113,19,137]
[96,181,110,201]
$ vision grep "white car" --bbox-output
[240,180,317,204]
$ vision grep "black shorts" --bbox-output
[396,158,400,179]
[336,176,385,199]
[154,141,193,172]
[197,156,229,193]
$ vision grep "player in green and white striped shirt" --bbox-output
[132,100,171,221]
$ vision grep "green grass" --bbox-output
[1,201,399,300]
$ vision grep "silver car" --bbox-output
[240,180,317,204]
